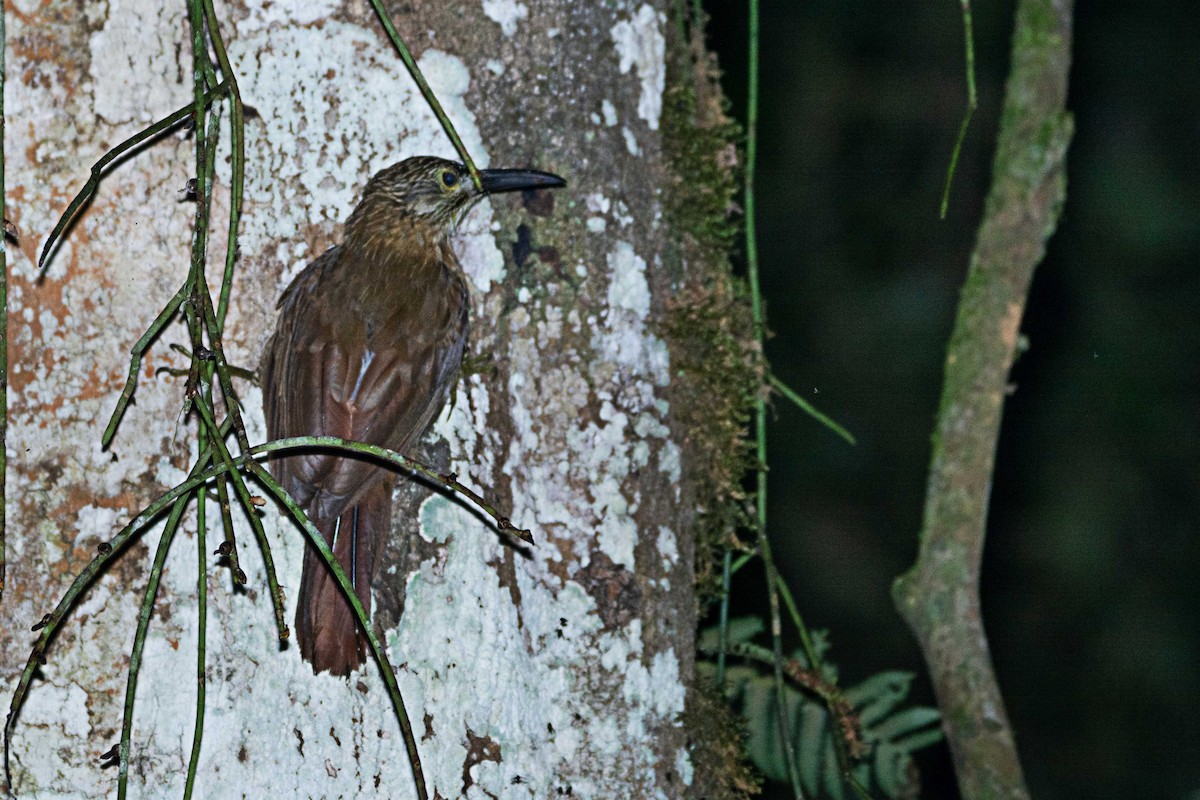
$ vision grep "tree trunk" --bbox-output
[1,1,728,797]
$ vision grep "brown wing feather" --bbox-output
[261,243,468,523]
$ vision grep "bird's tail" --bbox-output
[295,481,392,675]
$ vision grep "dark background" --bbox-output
[702,1,1200,798]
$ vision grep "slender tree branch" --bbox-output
[893,1,1074,798]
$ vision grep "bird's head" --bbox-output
[357,155,565,229]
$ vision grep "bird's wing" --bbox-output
[261,247,468,521]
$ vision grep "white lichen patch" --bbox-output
[606,242,651,319]
[656,526,678,571]
[623,126,642,156]
[89,1,186,125]
[601,99,618,127]
[610,4,666,131]
[586,192,611,216]
[624,648,685,720]
[573,402,638,568]
[613,200,635,228]
[436,375,498,484]
[586,192,612,233]
[237,0,341,32]
[455,202,510,292]
[675,746,695,787]
[20,681,90,739]
[482,0,529,37]
[73,504,121,548]
[10,678,103,794]
[658,439,682,487]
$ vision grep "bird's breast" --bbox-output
[330,237,426,315]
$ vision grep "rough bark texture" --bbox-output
[1,1,709,797]
[892,1,1074,799]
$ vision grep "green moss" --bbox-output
[661,81,742,265]
[657,82,739,280]
[661,279,760,603]
[659,16,759,606]
[682,676,763,799]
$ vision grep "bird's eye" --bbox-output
[441,170,458,188]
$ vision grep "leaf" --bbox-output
[893,727,945,753]
[710,647,941,799]
[742,675,786,782]
[874,741,904,797]
[698,616,765,651]
[821,735,845,800]
[797,699,826,795]
[871,705,942,742]
[846,671,914,729]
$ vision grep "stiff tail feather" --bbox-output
[296,481,392,675]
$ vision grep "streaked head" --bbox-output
[360,155,565,228]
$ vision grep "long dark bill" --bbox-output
[479,168,566,194]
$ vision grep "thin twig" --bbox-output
[103,282,188,448]
[184,469,207,800]
[200,0,245,331]
[249,437,533,542]
[768,374,856,445]
[742,1,803,796]
[363,0,483,189]
[939,0,977,219]
[37,82,230,276]
[185,376,221,800]
[179,0,217,412]
[729,550,755,575]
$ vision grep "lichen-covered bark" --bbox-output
[891,2,1074,799]
[2,1,703,797]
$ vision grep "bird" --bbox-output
[260,155,565,675]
